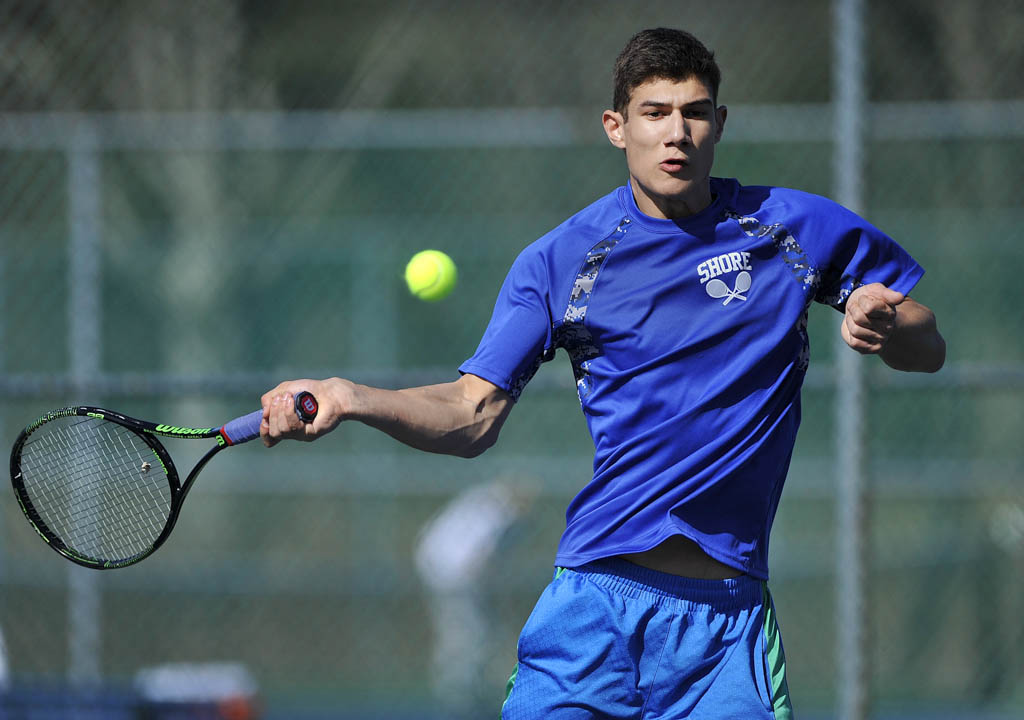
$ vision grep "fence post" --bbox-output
[67,120,103,687]
[834,0,869,718]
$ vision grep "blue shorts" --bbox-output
[502,558,793,719]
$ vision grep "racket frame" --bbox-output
[10,406,233,570]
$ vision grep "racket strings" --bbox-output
[18,416,174,564]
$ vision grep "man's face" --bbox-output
[603,76,727,219]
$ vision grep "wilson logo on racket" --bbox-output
[154,424,213,436]
[299,394,318,417]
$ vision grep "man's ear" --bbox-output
[714,105,727,143]
[602,109,627,149]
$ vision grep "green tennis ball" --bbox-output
[405,250,457,301]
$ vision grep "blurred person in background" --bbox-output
[414,478,533,719]
[261,27,945,719]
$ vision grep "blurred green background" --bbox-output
[0,1,1022,718]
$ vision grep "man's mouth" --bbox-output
[660,158,688,173]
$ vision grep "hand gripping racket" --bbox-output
[9,391,319,570]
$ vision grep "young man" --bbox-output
[262,28,945,719]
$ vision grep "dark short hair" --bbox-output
[613,28,721,115]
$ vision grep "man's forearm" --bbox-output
[878,299,946,373]
[260,373,513,453]
[343,377,513,458]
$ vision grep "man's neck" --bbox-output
[631,177,713,220]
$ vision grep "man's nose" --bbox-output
[666,111,690,144]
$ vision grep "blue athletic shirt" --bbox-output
[459,177,924,579]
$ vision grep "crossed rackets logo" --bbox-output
[705,271,751,305]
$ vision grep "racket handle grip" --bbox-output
[220,392,320,446]
[220,410,264,446]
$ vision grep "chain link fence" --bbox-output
[0,1,1022,718]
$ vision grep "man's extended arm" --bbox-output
[841,283,946,373]
[260,373,514,458]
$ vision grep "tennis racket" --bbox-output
[9,391,319,570]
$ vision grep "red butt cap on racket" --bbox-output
[294,391,319,423]
[220,391,318,446]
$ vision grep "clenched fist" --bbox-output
[841,283,905,355]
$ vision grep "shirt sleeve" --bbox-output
[459,247,554,402]
[801,197,925,309]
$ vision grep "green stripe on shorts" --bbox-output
[501,662,519,718]
[502,568,569,717]
[762,583,794,719]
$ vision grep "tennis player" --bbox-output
[262,28,945,719]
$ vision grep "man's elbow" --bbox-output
[922,335,946,373]
[450,380,513,458]
[454,426,501,458]
[883,333,946,373]
[913,319,947,373]
[455,442,490,459]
